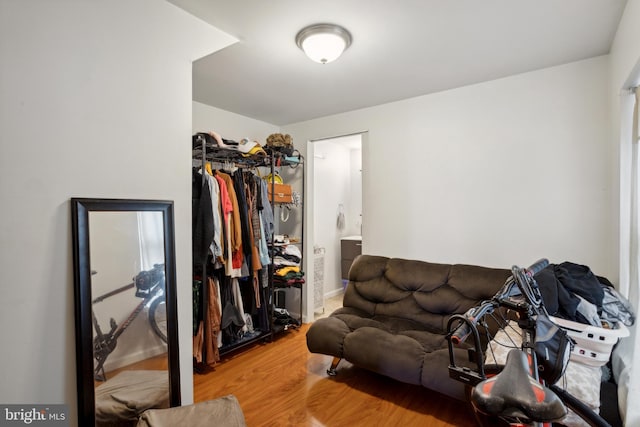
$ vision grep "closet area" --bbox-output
[191,132,304,371]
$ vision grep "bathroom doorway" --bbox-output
[312,133,363,312]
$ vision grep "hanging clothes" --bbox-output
[259,178,274,242]
[205,277,221,364]
[257,178,274,266]
[192,139,303,363]
[233,171,253,275]
[219,275,245,344]
[192,277,221,365]
[216,171,243,277]
[193,164,276,356]
[201,169,223,259]
[231,278,249,333]
[192,169,214,266]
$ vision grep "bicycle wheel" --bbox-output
[149,296,167,343]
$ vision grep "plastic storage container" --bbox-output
[550,316,629,367]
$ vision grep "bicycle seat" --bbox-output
[471,349,566,423]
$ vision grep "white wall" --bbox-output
[608,0,640,424]
[284,56,613,320]
[0,1,234,424]
[611,0,640,294]
[193,101,279,143]
[348,147,363,237]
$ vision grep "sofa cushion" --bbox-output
[137,395,246,427]
[345,326,426,384]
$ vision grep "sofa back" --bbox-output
[343,255,510,333]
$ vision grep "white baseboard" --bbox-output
[103,343,167,373]
[324,287,344,299]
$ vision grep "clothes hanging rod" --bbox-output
[191,150,270,166]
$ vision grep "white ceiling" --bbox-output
[169,0,627,126]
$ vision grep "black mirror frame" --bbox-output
[71,198,181,425]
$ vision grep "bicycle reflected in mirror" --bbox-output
[91,263,167,381]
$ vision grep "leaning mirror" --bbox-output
[71,198,180,426]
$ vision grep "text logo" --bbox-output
[1,405,68,426]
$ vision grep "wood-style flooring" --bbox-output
[193,324,478,427]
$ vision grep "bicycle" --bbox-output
[446,259,612,427]
[92,263,167,381]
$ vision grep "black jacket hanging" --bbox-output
[192,169,214,266]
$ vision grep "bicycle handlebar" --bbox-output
[524,258,549,277]
[449,258,549,346]
[449,301,497,345]
[449,309,474,345]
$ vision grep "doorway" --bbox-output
[311,133,363,315]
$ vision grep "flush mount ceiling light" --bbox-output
[295,23,352,64]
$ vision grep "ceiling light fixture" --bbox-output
[295,23,352,64]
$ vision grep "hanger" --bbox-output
[223,159,237,173]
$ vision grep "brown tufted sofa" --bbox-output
[306,255,510,400]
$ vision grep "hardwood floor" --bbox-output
[95,353,168,387]
[193,324,478,426]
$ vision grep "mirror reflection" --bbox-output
[90,211,168,383]
[72,199,180,427]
